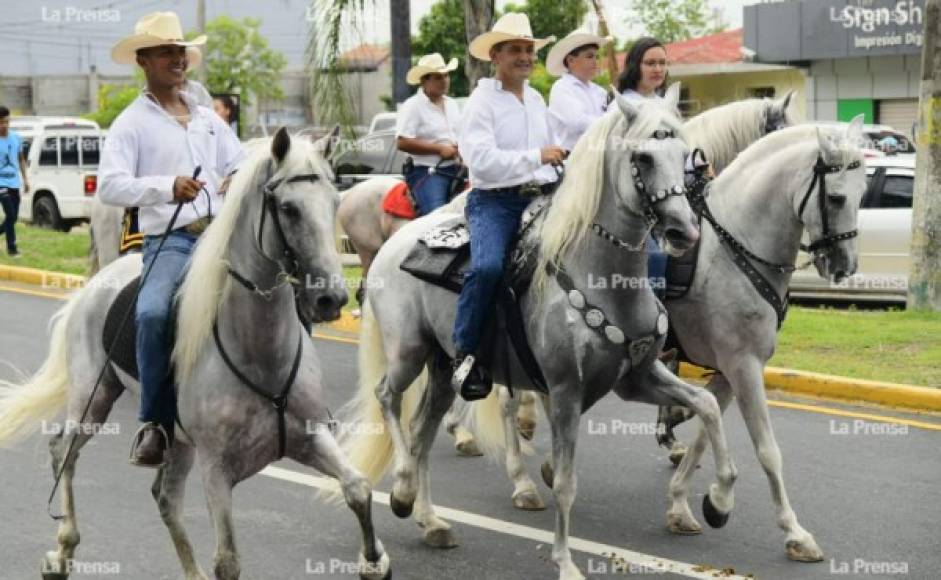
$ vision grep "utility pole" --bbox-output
[909,0,941,310]
[196,0,207,83]
[390,0,411,107]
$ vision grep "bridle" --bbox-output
[797,156,861,257]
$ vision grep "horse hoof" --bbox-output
[359,551,392,579]
[517,419,536,441]
[667,513,702,535]
[41,553,69,580]
[786,539,824,562]
[668,445,687,467]
[455,439,483,457]
[702,494,730,529]
[540,461,554,488]
[512,490,546,511]
[423,527,458,549]
[389,494,414,519]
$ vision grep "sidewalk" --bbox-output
[4,263,940,414]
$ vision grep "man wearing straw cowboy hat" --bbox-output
[451,13,565,401]
[98,11,244,468]
[396,53,465,215]
[546,30,612,152]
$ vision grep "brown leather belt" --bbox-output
[178,216,211,236]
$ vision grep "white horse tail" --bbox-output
[0,297,77,444]
[468,388,509,460]
[337,301,425,486]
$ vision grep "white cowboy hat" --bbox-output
[468,13,556,62]
[546,31,613,77]
[406,53,459,85]
[111,12,207,65]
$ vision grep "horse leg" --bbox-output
[410,352,459,548]
[640,361,737,532]
[198,457,240,580]
[499,387,544,511]
[443,397,482,457]
[42,376,122,580]
[302,430,391,579]
[152,443,208,580]
[729,361,823,562]
[664,373,735,535]
[547,385,585,580]
[538,393,555,488]
[516,390,537,441]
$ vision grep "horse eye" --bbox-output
[280,202,301,218]
[635,152,653,165]
[828,195,847,208]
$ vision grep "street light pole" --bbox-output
[390,0,412,108]
[909,0,941,310]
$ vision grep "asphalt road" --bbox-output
[0,285,939,580]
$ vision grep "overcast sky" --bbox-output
[0,0,754,75]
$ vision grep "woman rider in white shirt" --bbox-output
[546,31,611,152]
[395,53,465,216]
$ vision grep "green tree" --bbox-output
[502,0,588,41]
[412,0,471,97]
[628,0,725,43]
[192,16,288,107]
[85,84,139,128]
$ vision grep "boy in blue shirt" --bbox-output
[0,105,29,257]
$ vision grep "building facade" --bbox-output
[745,0,924,137]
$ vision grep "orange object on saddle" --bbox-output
[381,181,417,219]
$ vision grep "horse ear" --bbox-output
[776,90,795,113]
[816,126,840,162]
[611,88,638,124]
[663,82,681,109]
[845,114,865,147]
[314,125,340,159]
[271,126,291,164]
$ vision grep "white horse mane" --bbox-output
[533,100,686,298]
[172,137,329,382]
[725,123,858,178]
[683,99,773,174]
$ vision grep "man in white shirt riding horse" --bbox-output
[451,13,564,401]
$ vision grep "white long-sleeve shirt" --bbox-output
[395,88,462,167]
[458,78,558,189]
[548,73,607,151]
[98,90,244,235]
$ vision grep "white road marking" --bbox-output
[261,465,751,579]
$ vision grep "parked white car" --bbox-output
[10,116,102,232]
[790,154,915,303]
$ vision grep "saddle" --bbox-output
[399,197,551,392]
[102,276,144,379]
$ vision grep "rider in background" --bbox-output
[451,13,563,401]
[396,53,464,216]
[546,30,612,152]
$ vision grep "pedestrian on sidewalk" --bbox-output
[0,105,29,257]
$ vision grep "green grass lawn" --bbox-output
[0,224,90,275]
[771,307,941,387]
[1,226,938,386]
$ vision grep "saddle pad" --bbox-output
[102,276,141,379]
[399,217,470,293]
[381,181,417,219]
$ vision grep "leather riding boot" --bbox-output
[129,422,168,468]
[452,352,492,401]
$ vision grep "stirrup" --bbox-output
[128,422,169,468]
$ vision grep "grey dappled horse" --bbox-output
[337,87,739,580]
[471,118,869,563]
[0,129,390,580]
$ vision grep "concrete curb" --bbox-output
[4,264,939,412]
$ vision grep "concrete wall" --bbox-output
[807,55,921,122]
[675,69,808,120]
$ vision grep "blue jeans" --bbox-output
[405,164,462,216]
[647,237,667,300]
[452,189,531,354]
[0,188,20,253]
[136,230,198,433]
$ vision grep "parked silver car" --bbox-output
[790,154,915,303]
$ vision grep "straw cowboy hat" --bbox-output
[406,53,459,85]
[546,30,613,77]
[468,13,556,62]
[111,12,207,65]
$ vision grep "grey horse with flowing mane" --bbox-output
[0,129,391,580]
[469,116,869,563]
[336,88,739,580]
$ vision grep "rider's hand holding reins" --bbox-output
[172,175,205,203]
[438,143,459,160]
[540,146,566,165]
